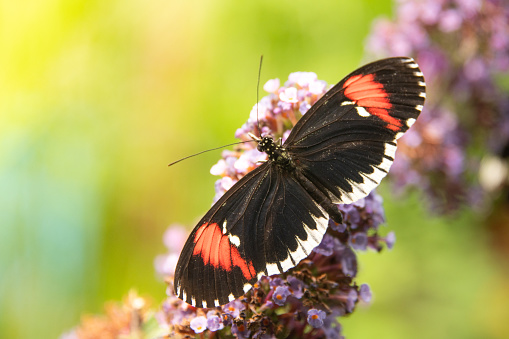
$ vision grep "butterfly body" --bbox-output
[174,57,426,308]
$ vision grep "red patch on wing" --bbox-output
[343,74,402,131]
[193,223,256,280]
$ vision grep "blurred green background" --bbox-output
[1,0,508,338]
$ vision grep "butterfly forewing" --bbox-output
[174,57,426,308]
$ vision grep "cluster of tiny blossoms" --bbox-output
[367,0,509,212]
[61,68,395,339]
[152,72,395,338]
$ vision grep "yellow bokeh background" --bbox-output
[1,1,508,338]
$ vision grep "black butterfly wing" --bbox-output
[285,57,426,204]
[174,163,329,308]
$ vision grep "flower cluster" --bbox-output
[367,0,509,212]
[60,66,395,339]
[150,72,394,338]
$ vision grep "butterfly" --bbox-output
[174,57,426,308]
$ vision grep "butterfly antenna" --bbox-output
[168,140,254,167]
[256,55,263,137]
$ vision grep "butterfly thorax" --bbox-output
[257,136,295,170]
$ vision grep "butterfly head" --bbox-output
[256,136,275,153]
[247,132,278,154]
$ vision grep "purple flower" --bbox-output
[359,284,372,303]
[231,321,251,339]
[307,309,326,328]
[190,316,208,333]
[269,277,285,287]
[385,231,396,250]
[272,286,291,306]
[213,176,236,203]
[345,289,358,313]
[221,312,233,326]
[341,203,361,227]
[349,232,368,251]
[330,219,347,232]
[299,102,311,114]
[339,246,358,277]
[352,197,365,208]
[160,296,194,325]
[313,233,335,256]
[206,311,224,331]
[287,275,306,299]
[365,191,386,228]
[322,309,344,339]
[222,299,245,318]
[277,100,293,112]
